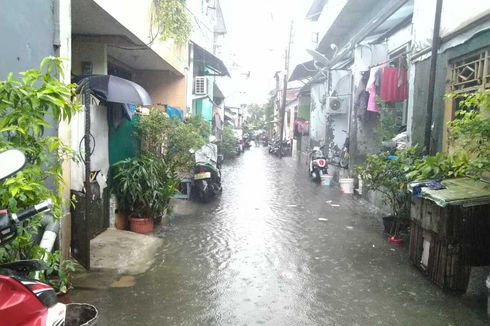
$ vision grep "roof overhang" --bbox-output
[193,43,230,77]
[71,0,181,75]
[317,0,409,58]
[305,0,328,21]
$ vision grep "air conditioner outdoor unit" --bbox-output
[194,76,208,95]
[326,96,348,114]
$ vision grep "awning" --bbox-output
[193,43,230,77]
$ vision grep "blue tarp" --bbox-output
[167,105,184,121]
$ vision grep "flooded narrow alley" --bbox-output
[73,147,487,325]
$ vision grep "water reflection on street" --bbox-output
[73,147,488,325]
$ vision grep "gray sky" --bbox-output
[219,0,310,106]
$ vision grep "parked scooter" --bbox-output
[0,149,98,326]
[243,133,252,150]
[235,138,242,155]
[281,139,292,157]
[328,131,350,169]
[192,140,223,202]
[268,138,291,157]
[268,138,280,155]
[308,146,328,182]
[261,134,269,147]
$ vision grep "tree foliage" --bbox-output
[245,104,266,130]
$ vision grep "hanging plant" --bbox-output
[152,0,192,45]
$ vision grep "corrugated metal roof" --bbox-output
[409,178,490,207]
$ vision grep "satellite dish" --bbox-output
[313,60,325,70]
[306,49,330,67]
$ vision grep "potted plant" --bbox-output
[110,154,179,234]
[356,146,421,240]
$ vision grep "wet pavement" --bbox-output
[73,147,488,325]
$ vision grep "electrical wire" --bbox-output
[78,133,96,166]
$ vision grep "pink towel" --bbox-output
[366,66,379,112]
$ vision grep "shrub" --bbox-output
[0,57,80,292]
[221,125,237,159]
[356,146,421,233]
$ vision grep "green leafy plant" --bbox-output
[39,250,77,294]
[185,114,211,141]
[111,154,179,218]
[407,150,468,181]
[374,99,402,141]
[408,90,489,181]
[221,125,237,159]
[152,0,192,45]
[447,90,490,179]
[134,108,172,156]
[0,57,80,289]
[134,109,208,173]
[167,121,207,172]
[356,146,421,234]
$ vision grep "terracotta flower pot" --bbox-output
[129,217,154,234]
[115,211,128,230]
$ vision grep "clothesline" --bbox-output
[369,54,406,69]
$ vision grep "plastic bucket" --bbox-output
[339,178,354,194]
[65,303,98,326]
[320,175,333,186]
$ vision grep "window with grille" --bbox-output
[449,48,490,93]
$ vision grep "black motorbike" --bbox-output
[192,143,223,202]
[268,139,279,155]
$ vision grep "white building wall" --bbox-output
[92,0,187,74]
[310,81,327,144]
[387,24,412,53]
[187,0,217,52]
[412,0,490,55]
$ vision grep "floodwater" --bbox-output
[73,147,488,325]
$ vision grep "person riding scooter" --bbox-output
[308,145,328,182]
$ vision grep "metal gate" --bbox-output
[70,188,109,270]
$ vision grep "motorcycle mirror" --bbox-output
[0,149,26,182]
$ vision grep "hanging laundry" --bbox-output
[354,71,370,117]
[380,67,408,103]
[366,66,384,112]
